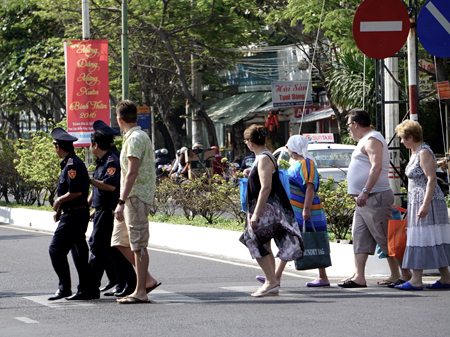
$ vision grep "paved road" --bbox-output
[1,224,449,337]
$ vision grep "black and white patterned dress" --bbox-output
[402,143,450,270]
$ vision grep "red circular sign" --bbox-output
[353,0,410,59]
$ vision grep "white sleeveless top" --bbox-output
[347,130,391,195]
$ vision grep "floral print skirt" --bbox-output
[239,201,304,261]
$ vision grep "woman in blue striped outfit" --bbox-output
[287,135,330,287]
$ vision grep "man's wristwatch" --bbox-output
[362,188,369,195]
[117,199,125,205]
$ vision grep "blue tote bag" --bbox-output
[239,178,248,213]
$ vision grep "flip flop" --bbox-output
[387,279,407,288]
[394,281,423,290]
[377,279,395,286]
[251,285,280,297]
[117,296,148,304]
[338,280,367,288]
[426,280,450,289]
[306,279,330,287]
[146,282,161,294]
[256,275,265,284]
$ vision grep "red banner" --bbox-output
[64,40,110,147]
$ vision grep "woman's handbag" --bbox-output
[278,169,291,199]
[295,220,332,270]
[388,205,408,259]
[239,178,248,213]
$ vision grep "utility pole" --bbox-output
[385,58,402,206]
[191,53,203,147]
[190,0,202,147]
[81,0,94,169]
[408,0,419,121]
[122,0,129,101]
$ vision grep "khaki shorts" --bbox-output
[111,196,151,252]
[352,189,394,255]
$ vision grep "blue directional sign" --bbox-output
[418,0,450,57]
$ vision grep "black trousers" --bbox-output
[88,209,115,296]
[49,209,90,294]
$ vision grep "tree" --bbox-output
[0,0,66,138]
[37,0,266,149]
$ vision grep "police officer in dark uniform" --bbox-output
[92,120,136,297]
[48,128,92,301]
[88,130,121,299]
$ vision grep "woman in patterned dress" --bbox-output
[394,120,450,290]
[240,124,304,297]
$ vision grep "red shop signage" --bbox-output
[294,105,318,118]
[64,40,110,147]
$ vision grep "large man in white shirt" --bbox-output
[338,109,401,288]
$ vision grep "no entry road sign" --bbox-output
[353,0,410,59]
[418,0,450,58]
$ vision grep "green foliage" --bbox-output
[326,53,376,116]
[279,159,290,170]
[318,177,355,240]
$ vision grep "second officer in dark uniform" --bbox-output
[92,120,136,297]
[48,128,91,301]
[88,130,121,299]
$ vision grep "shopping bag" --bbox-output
[295,220,332,270]
[239,178,248,213]
[377,206,403,259]
[388,218,407,259]
[278,169,291,200]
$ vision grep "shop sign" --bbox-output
[303,133,335,143]
[271,81,312,108]
[434,81,450,100]
[294,105,319,118]
[64,39,110,147]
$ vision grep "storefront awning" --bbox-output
[289,106,335,124]
[207,92,272,125]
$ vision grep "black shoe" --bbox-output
[66,293,94,301]
[114,288,134,298]
[100,282,117,292]
[48,289,72,301]
[104,287,123,296]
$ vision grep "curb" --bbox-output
[0,206,396,277]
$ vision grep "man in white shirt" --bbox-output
[338,109,406,288]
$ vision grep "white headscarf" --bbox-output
[286,135,316,164]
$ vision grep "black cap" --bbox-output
[50,127,78,142]
[93,120,120,135]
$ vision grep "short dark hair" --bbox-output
[91,130,112,151]
[57,141,74,153]
[116,100,137,123]
[347,109,371,128]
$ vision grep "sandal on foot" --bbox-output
[251,285,280,297]
[387,279,406,288]
[426,281,450,289]
[394,281,423,290]
[256,275,265,284]
[306,279,330,287]
[377,279,395,286]
[338,280,367,288]
[146,282,161,294]
[117,296,148,304]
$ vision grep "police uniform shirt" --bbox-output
[57,152,90,210]
[111,145,120,160]
[91,150,120,209]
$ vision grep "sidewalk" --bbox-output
[0,206,399,277]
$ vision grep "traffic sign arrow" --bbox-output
[418,0,450,57]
